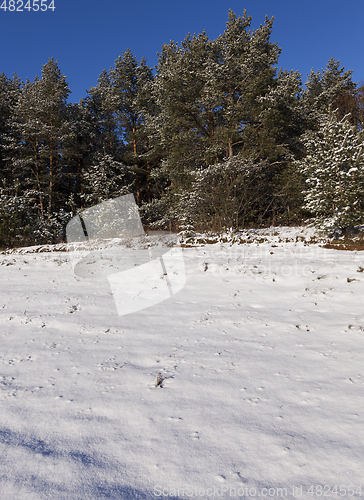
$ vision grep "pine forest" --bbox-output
[1,9,364,249]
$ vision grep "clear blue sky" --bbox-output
[1,0,363,103]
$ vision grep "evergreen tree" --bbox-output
[0,185,31,249]
[151,30,220,173]
[109,49,154,203]
[0,73,21,187]
[146,10,282,229]
[302,58,357,129]
[86,52,154,205]
[0,74,29,248]
[295,109,364,231]
[252,69,307,224]
[34,58,70,215]
[81,152,132,206]
[86,69,120,158]
[62,100,98,212]
[4,58,70,220]
[256,69,305,160]
[150,10,281,172]
[217,10,281,159]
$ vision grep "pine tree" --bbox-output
[296,109,364,231]
[0,186,31,248]
[146,10,282,229]
[1,59,73,244]
[5,58,70,219]
[154,29,221,160]
[302,58,357,129]
[0,74,30,247]
[150,11,281,170]
[62,100,98,212]
[216,10,281,159]
[0,74,22,194]
[86,69,120,158]
[252,69,307,224]
[39,58,70,215]
[109,49,154,203]
[81,152,132,206]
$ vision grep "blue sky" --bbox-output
[1,0,363,103]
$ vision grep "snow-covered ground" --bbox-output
[1,227,364,499]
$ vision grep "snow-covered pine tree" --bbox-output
[144,10,282,230]
[81,152,132,206]
[0,184,31,248]
[150,29,220,184]
[296,109,364,232]
[151,9,281,170]
[257,69,305,160]
[4,58,70,219]
[0,75,31,247]
[32,58,70,216]
[86,69,120,158]
[302,58,357,129]
[216,9,281,159]
[109,49,154,203]
[254,69,307,224]
[86,52,154,205]
[2,59,73,243]
[63,100,100,212]
[0,73,21,187]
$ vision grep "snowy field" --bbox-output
[0,227,364,499]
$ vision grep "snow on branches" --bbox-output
[296,109,364,231]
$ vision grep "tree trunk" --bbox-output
[133,122,140,204]
[34,137,44,217]
[227,137,233,157]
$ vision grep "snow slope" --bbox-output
[0,227,363,499]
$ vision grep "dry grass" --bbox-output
[322,238,364,251]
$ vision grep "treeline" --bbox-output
[1,10,364,248]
